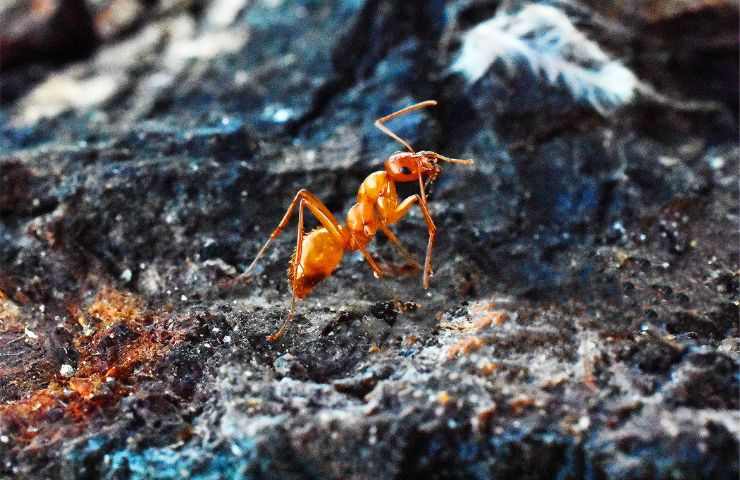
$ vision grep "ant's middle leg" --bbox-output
[359,248,384,279]
[379,224,422,271]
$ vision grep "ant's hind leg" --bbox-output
[231,189,345,286]
[267,198,306,342]
[267,295,297,342]
[374,100,437,153]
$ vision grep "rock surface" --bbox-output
[0,0,738,478]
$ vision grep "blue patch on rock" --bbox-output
[68,436,266,480]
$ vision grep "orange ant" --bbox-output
[235,100,474,341]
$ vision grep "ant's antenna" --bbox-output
[428,152,474,165]
[374,100,439,152]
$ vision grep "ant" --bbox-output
[234,100,474,342]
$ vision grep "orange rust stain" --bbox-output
[582,361,599,393]
[402,335,419,347]
[437,390,453,407]
[508,395,536,415]
[470,303,508,331]
[472,315,493,331]
[478,361,498,376]
[31,0,55,15]
[439,303,509,334]
[446,336,484,360]
[85,287,144,328]
[0,291,22,328]
[473,404,497,432]
[0,288,186,444]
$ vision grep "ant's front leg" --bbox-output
[391,194,437,289]
[415,177,437,290]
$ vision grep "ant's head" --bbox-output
[385,151,474,184]
[385,152,437,183]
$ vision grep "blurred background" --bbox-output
[0,1,738,479]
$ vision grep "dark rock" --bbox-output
[369,301,398,326]
[0,0,98,71]
[47,325,79,367]
[667,352,739,410]
[95,322,139,363]
[619,335,683,374]
[667,310,722,339]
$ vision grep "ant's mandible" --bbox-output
[236,100,474,341]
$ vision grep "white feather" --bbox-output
[451,4,638,115]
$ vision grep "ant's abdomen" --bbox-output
[289,227,344,299]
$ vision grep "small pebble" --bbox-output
[120,269,133,282]
[60,364,75,377]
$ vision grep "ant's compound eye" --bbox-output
[400,167,412,175]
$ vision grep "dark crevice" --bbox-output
[286,0,447,136]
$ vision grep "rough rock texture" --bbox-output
[0,0,738,479]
